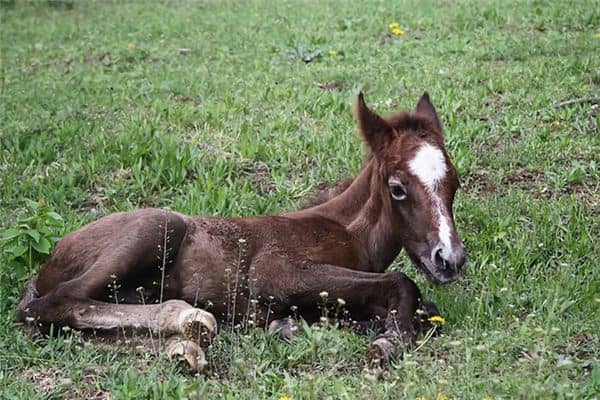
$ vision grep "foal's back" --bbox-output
[33,206,362,309]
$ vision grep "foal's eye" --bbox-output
[389,182,407,201]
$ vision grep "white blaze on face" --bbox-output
[408,143,453,251]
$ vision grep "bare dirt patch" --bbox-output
[19,366,64,394]
[318,81,344,92]
[237,162,276,196]
[502,168,548,196]
[18,365,113,399]
[563,182,599,211]
[174,94,202,106]
[463,170,495,194]
[502,168,598,206]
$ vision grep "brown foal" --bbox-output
[18,92,466,370]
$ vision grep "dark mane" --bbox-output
[385,112,438,135]
[301,177,354,208]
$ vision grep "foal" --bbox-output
[18,93,466,369]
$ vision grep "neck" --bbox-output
[288,158,403,271]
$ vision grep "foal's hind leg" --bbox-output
[19,210,217,370]
[23,297,217,347]
[21,294,216,371]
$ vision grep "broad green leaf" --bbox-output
[26,229,41,243]
[31,237,51,254]
[24,199,38,210]
[45,211,64,222]
[15,263,28,278]
[2,228,21,240]
[11,245,28,258]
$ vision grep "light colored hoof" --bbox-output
[166,339,207,373]
[268,317,298,341]
[178,308,217,347]
[368,337,400,366]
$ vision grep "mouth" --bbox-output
[415,258,461,285]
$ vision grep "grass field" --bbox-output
[1,0,599,398]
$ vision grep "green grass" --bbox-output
[1,0,598,398]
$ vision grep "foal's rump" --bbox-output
[17,208,189,321]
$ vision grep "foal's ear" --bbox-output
[416,92,443,135]
[355,93,395,155]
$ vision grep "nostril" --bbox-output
[451,245,467,271]
[434,249,449,270]
[457,251,467,270]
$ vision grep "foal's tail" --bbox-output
[16,275,39,323]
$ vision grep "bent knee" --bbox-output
[388,272,421,302]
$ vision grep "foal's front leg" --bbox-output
[265,263,423,364]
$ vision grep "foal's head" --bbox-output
[356,93,466,283]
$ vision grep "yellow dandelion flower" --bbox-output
[278,397,292,400]
[392,27,405,36]
[127,43,136,49]
[329,50,337,57]
[389,22,399,29]
[428,315,446,325]
[595,32,600,38]
[203,31,209,37]
[437,394,449,400]
[551,120,560,128]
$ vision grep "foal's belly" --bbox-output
[168,214,370,323]
[170,217,250,319]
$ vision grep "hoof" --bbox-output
[267,317,298,341]
[422,300,440,318]
[416,300,443,335]
[166,339,207,373]
[368,337,400,366]
[178,308,217,347]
